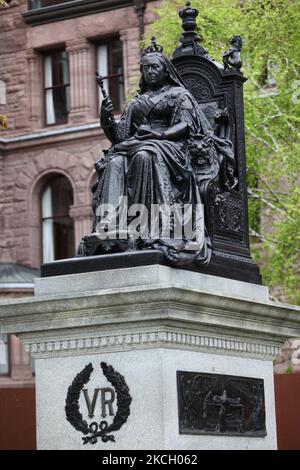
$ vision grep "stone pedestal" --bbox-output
[1,265,300,450]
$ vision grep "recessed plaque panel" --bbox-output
[177,371,266,437]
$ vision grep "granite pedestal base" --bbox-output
[1,265,300,450]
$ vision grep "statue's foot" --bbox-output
[77,232,137,257]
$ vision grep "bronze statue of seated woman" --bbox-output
[78,38,236,266]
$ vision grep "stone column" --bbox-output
[133,0,147,40]
[26,49,39,126]
[119,30,129,97]
[120,28,140,96]
[66,39,92,125]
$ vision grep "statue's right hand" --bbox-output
[95,157,107,175]
[101,96,114,126]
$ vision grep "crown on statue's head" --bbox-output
[142,37,164,56]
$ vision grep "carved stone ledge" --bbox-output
[23,0,138,26]
[0,267,299,367]
[66,39,90,54]
[23,328,281,361]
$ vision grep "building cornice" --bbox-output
[23,0,151,26]
[0,122,102,152]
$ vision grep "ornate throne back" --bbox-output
[172,52,256,280]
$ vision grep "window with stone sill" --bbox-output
[0,333,10,375]
[41,175,75,263]
[97,38,125,113]
[28,0,73,9]
[44,49,70,126]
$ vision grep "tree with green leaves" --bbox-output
[148,0,300,305]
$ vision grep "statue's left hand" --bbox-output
[136,125,162,140]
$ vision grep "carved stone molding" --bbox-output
[24,328,281,361]
[1,267,299,368]
[66,39,90,54]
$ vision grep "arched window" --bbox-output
[41,175,74,263]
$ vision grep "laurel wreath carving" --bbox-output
[65,362,132,445]
[65,363,92,436]
[100,362,132,433]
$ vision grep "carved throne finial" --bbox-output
[179,2,199,30]
[173,2,208,58]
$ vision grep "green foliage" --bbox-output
[286,362,294,374]
[148,0,300,304]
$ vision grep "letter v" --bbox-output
[83,388,101,418]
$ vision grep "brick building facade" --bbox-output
[0,0,159,390]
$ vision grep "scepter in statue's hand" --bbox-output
[96,72,115,126]
[96,72,108,98]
